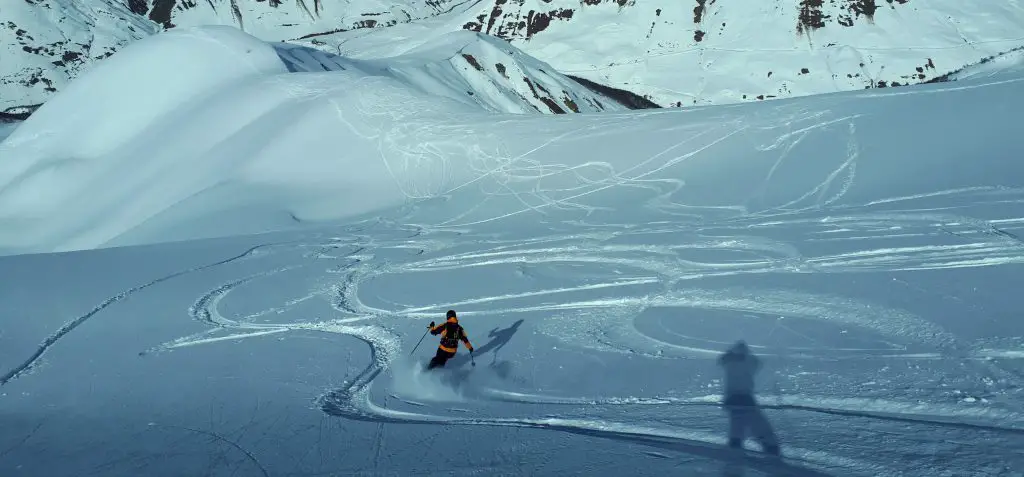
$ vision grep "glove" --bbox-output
[469,347,474,353]
[428,321,435,328]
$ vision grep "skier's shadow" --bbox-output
[446,319,525,376]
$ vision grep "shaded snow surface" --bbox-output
[1,26,1024,477]
[0,122,20,143]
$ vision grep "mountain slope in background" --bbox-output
[926,45,1024,83]
[0,0,157,112]
[2,0,1023,111]
[276,31,647,114]
[311,0,1024,106]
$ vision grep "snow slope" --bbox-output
[3,19,1024,477]
[2,23,1024,477]
[928,46,1024,84]
[0,26,636,255]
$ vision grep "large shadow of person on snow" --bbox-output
[717,340,780,476]
[439,319,525,388]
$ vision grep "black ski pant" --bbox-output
[427,348,456,369]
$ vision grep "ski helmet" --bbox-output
[446,309,457,319]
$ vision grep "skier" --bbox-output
[717,340,780,456]
[426,309,474,369]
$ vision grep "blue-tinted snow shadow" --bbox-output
[549,426,834,477]
[446,318,524,372]
[0,120,21,143]
[548,376,826,477]
[325,394,836,477]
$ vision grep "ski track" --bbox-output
[0,243,282,386]
[129,186,1024,474]
[479,389,1024,435]
[321,380,876,476]
[7,153,1024,472]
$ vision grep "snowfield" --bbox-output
[2,25,1024,476]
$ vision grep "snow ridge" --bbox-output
[274,31,644,114]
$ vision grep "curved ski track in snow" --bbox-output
[123,190,1024,475]
[4,193,1023,473]
[0,243,284,385]
[6,102,1024,471]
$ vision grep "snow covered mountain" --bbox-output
[0,1,650,115]
[0,0,157,115]
[313,0,1024,106]
[3,0,1023,113]
[2,24,1024,476]
[277,31,648,114]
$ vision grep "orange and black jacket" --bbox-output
[430,317,473,353]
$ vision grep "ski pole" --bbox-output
[410,327,430,355]
[470,350,476,367]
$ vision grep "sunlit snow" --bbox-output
[1,25,1023,476]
